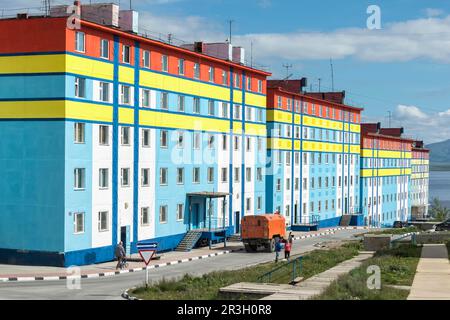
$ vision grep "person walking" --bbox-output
[284,240,291,261]
[275,237,283,263]
[115,241,126,270]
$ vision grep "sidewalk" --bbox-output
[408,244,450,300]
[0,226,368,282]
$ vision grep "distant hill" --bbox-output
[426,139,450,170]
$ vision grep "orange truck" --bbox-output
[241,214,286,252]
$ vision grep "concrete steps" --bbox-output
[175,230,202,252]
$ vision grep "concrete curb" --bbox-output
[0,226,367,283]
[121,287,141,300]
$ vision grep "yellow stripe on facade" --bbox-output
[361,149,412,159]
[65,100,113,123]
[140,69,231,102]
[0,54,66,75]
[350,145,360,154]
[350,124,360,133]
[66,54,114,81]
[0,100,65,118]
[303,116,344,131]
[267,138,292,150]
[140,109,230,133]
[233,90,242,104]
[361,168,412,177]
[245,123,266,136]
[266,110,292,123]
[246,93,266,108]
[302,141,343,153]
[118,107,134,124]
[412,159,429,165]
[233,121,243,135]
[118,65,134,84]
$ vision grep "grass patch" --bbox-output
[132,241,362,300]
[367,226,418,235]
[315,244,421,300]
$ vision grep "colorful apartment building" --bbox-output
[0,6,270,266]
[360,124,413,227]
[410,140,430,219]
[265,81,363,229]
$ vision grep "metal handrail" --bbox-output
[258,256,303,284]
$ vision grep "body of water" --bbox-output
[429,171,450,208]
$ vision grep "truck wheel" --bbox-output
[266,239,275,253]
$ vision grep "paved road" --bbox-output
[0,229,367,300]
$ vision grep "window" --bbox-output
[99,125,109,145]
[177,131,184,149]
[286,178,290,190]
[120,85,131,105]
[222,70,227,85]
[234,136,240,151]
[99,168,109,189]
[161,55,168,72]
[221,102,228,118]
[193,97,200,114]
[99,82,110,102]
[276,179,281,191]
[207,167,214,183]
[100,39,109,59]
[160,168,168,185]
[194,63,200,79]
[159,205,167,223]
[257,109,263,122]
[74,123,85,143]
[160,92,168,110]
[246,137,251,152]
[234,105,241,120]
[234,167,240,183]
[234,73,240,88]
[208,66,214,82]
[178,59,185,75]
[208,100,215,116]
[141,168,150,187]
[121,127,130,145]
[246,198,251,212]
[246,107,252,121]
[160,130,168,148]
[222,134,227,151]
[295,178,299,191]
[75,31,85,52]
[178,95,185,112]
[74,168,85,190]
[247,77,251,90]
[121,168,130,187]
[258,80,263,93]
[74,212,85,234]
[221,167,228,183]
[193,167,200,183]
[193,132,201,150]
[176,167,184,184]
[257,197,262,211]
[257,137,263,152]
[98,211,109,232]
[256,167,263,182]
[208,134,214,149]
[143,50,150,68]
[75,77,86,98]
[122,45,130,64]
[246,167,252,182]
[142,89,150,107]
[141,207,150,226]
[176,204,184,221]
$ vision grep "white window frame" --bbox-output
[100,39,109,59]
[74,212,85,234]
[75,31,85,53]
[74,168,85,190]
[121,168,130,187]
[98,211,109,232]
[99,168,109,189]
[74,122,85,144]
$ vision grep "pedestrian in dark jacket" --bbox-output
[115,241,126,269]
[275,238,283,262]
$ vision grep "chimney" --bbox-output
[232,46,245,64]
[119,10,139,33]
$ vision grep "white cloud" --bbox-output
[387,105,450,143]
[257,0,271,9]
[425,8,444,18]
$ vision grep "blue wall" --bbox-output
[0,121,66,252]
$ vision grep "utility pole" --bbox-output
[228,20,235,44]
[318,78,322,92]
[388,111,392,128]
[330,58,335,91]
[250,41,253,68]
[282,63,292,79]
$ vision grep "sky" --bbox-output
[2,0,450,144]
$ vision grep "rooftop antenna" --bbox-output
[250,41,253,68]
[388,111,392,128]
[318,78,322,92]
[130,0,132,10]
[228,19,235,44]
[330,58,335,91]
[282,63,293,80]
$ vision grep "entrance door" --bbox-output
[294,204,298,224]
[235,211,240,234]
[120,226,130,255]
[192,203,200,229]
